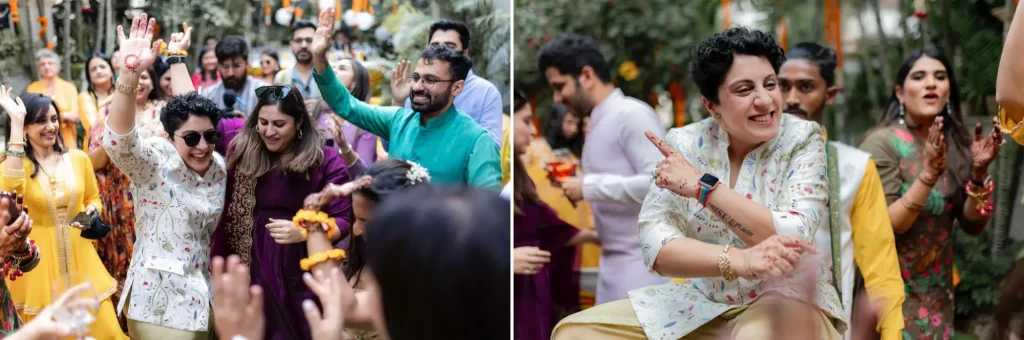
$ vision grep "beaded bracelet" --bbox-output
[5,150,25,158]
[2,239,36,281]
[292,209,339,239]
[299,249,346,271]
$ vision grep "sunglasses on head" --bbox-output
[255,85,292,100]
[175,130,221,148]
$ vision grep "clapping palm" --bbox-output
[115,13,162,75]
[312,8,336,56]
[971,116,1003,173]
[0,85,26,124]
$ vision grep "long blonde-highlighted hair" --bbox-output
[226,85,325,178]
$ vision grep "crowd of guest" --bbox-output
[0,7,509,340]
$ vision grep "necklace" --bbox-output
[37,156,61,188]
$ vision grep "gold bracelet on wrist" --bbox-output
[6,142,25,147]
[718,244,738,281]
[899,197,923,212]
[115,83,138,96]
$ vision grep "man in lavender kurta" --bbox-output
[537,34,669,303]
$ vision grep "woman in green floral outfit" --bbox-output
[859,48,1002,340]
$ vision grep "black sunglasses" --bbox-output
[175,130,221,148]
[255,85,292,100]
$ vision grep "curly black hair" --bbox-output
[536,33,610,83]
[785,42,838,87]
[215,35,249,62]
[160,92,222,138]
[419,45,472,82]
[689,27,785,104]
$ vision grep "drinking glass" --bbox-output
[51,272,99,340]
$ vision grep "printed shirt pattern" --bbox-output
[628,115,845,339]
[102,123,226,332]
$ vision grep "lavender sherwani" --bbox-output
[581,89,669,304]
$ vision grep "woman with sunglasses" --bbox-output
[101,17,227,339]
[210,82,353,340]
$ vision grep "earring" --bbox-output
[298,130,303,140]
[898,102,906,125]
[947,101,954,115]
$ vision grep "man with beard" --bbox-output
[779,42,904,340]
[311,8,500,189]
[274,20,321,100]
[536,33,667,304]
[392,19,503,144]
[201,35,266,117]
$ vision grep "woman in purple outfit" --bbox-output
[210,84,353,340]
[512,90,598,340]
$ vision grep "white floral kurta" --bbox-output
[102,123,227,332]
[628,114,846,339]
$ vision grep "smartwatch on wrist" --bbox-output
[698,173,720,206]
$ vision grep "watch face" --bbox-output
[699,173,719,187]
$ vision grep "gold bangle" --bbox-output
[718,244,737,281]
[6,142,25,147]
[165,50,188,57]
[115,83,138,96]
[899,197,923,212]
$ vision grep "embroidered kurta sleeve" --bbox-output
[467,133,502,190]
[636,129,692,273]
[999,107,1024,146]
[314,67,399,140]
[771,127,829,240]
[582,114,664,204]
[75,152,104,216]
[102,121,169,184]
[859,130,902,205]
[0,161,26,194]
[850,159,906,340]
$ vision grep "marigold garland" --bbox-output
[36,17,47,42]
[292,209,339,239]
[10,0,19,23]
[300,249,346,271]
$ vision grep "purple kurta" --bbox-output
[210,145,353,340]
[317,112,378,176]
[514,179,581,340]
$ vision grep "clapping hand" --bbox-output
[970,116,1004,179]
[921,116,947,185]
[212,255,265,340]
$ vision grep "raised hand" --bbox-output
[921,116,947,186]
[115,13,163,76]
[166,22,192,53]
[212,255,265,340]
[303,176,373,210]
[312,8,335,56]
[390,60,412,103]
[302,267,353,340]
[645,130,702,198]
[970,116,1004,178]
[732,235,818,281]
[0,85,26,125]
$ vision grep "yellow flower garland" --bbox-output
[300,249,347,271]
[292,209,340,239]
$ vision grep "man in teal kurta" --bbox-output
[312,32,501,189]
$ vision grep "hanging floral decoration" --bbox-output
[36,17,47,42]
[618,60,639,82]
[913,0,927,19]
[10,0,19,23]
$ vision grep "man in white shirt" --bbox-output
[536,33,668,304]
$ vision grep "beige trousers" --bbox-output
[553,294,841,340]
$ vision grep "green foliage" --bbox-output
[954,227,1022,318]
[514,0,720,121]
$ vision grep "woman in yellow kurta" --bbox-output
[25,50,82,150]
[0,90,126,339]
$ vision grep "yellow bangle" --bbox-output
[293,209,339,238]
[6,142,24,147]
[300,249,347,271]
